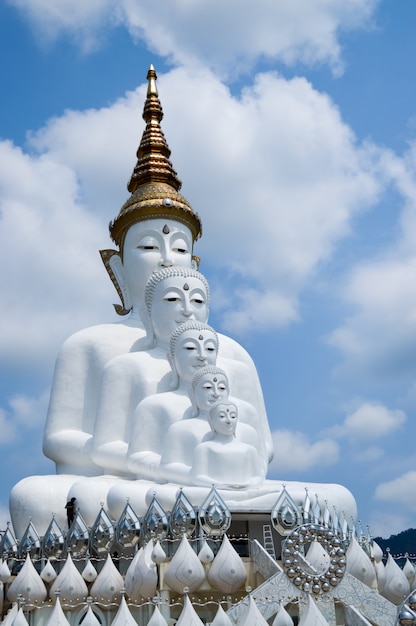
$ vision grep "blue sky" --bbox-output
[1,0,416,539]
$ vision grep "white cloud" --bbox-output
[328,144,416,384]
[1,67,383,359]
[375,471,416,513]
[10,0,379,75]
[8,391,49,429]
[0,139,115,374]
[0,390,48,445]
[0,409,15,445]
[369,509,411,539]
[270,429,339,472]
[157,68,381,332]
[328,402,406,441]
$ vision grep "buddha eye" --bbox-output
[164,291,181,302]
[136,236,159,250]
[172,239,189,254]
[218,383,226,391]
[191,297,204,304]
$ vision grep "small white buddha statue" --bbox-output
[158,365,267,486]
[127,321,219,481]
[191,401,264,488]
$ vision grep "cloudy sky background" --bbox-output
[1,0,416,540]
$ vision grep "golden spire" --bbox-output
[127,65,181,194]
[109,66,202,247]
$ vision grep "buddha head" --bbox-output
[190,366,229,417]
[169,321,218,389]
[100,66,202,318]
[142,266,210,349]
[208,402,238,439]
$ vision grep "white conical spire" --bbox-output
[7,553,47,604]
[240,596,268,625]
[207,534,246,593]
[272,604,294,626]
[125,541,158,600]
[381,552,410,604]
[211,604,233,626]
[82,558,98,583]
[147,605,169,626]
[11,607,29,626]
[164,534,206,593]
[50,551,88,604]
[111,594,137,626]
[44,595,71,626]
[90,553,124,605]
[346,535,377,588]
[198,539,214,564]
[40,559,57,583]
[298,596,330,626]
[79,606,101,626]
[175,594,205,625]
[151,539,167,564]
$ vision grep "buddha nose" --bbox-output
[181,296,193,317]
[159,243,173,267]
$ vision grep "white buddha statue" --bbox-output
[158,365,267,486]
[39,65,272,481]
[190,401,264,488]
[91,266,210,477]
[10,66,357,537]
[127,321,219,481]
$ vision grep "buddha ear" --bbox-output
[100,250,132,315]
[188,385,199,416]
[167,352,179,390]
[139,305,155,348]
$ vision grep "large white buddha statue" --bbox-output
[9,67,272,536]
[10,66,357,538]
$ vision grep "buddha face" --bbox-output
[122,219,193,309]
[174,329,218,385]
[210,402,238,437]
[151,275,209,347]
[194,373,229,413]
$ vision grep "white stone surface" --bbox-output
[207,534,247,594]
[44,597,71,626]
[164,535,206,593]
[50,552,88,604]
[346,536,377,589]
[124,540,158,601]
[7,553,47,605]
[89,553,124,605]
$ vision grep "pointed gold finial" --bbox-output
[146,64,157,96]
[109,66,202,247]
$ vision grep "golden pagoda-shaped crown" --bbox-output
[109,66,202,248]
